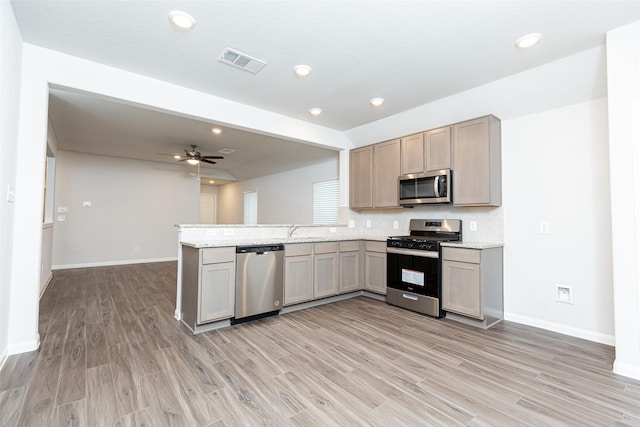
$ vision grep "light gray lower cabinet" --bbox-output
[441,246,503,327]
[181,246,235,330]
[338,241,362,293]
[313,242,339,299]
[364,241,387,295]
[284,243,313,306]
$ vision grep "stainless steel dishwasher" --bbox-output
[233,244,284,324]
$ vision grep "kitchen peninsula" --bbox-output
[176,223,504,334]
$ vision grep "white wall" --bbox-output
[503,99,613,342]
[343,47,615,345]
[217,157,339,224]
[52,151,200,268]
[7,42,351,354]
[607,21,640,380]
[0,0,23,362]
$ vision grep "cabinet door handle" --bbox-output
[403,294,418,301]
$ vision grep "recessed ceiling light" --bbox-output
[515,33,542,49]
[186,158,200,165]
[169,10,196,30]
[309,108,323,116]
[211,127,222,134]
[370,97,385,107]
[294,64,312,77]
[209,180,215,184]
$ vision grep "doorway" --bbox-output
[200,193,217,224]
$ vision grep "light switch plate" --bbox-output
[539,221,550,234]
[57,206,69,213]
[82,201,92,208]
[6,185,15,203]
[57,215,66,222]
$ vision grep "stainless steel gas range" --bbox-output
[386,219,462,318]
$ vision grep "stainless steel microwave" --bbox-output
[398,169,451,206]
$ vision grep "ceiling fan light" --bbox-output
[173,155,181,159]
[187,158,200,165]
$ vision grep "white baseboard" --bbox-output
[52,256,177,270]
[0,347,8,372]
[504,312,615,346]
[39,272,53,299]
[613,359,640,381]
[7,334,40,356]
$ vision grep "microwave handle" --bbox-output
[433,175,440,197]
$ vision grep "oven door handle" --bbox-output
[386,248,439,258]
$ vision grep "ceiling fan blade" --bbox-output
[201,155,224,159]
[177,158,189,162]
[201,159,217,165]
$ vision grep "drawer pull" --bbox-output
[403,294,418,301]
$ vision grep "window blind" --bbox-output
[313,179,339,224]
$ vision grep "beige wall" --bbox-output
[52,151,200,268]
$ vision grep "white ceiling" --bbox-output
[11,0,640,180]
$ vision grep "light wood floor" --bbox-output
[2,262,640,426]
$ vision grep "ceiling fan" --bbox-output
[172,145,224,165]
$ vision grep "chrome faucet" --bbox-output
[287,225,299,238]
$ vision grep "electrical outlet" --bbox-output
[348,220,355,228]
[57,206,69,213]
[539,221,550,234]
[224,228,234,236]
[6,185,15,203]
[366,220,371,228]
[330,227,337,233]
[555,284,573,304]
[134,245,140,252]
[82,201,92,208]
[57,215,66,222]
[206,229,217,235]
[393,221,399,230]
[469,221,478,231]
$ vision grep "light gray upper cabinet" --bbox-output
[400,132,425,175]
[372,139,401,208]
[338,240,362,294]
[424,126,451,171]
[313,242,339,299]
[350,139,401,209]
[401,127,451,175]
[349,146,373,209]
[452,116,501,206]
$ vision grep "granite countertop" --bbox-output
[181,235,388,248]
[440,241,504,249]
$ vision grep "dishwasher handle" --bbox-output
[236,244,284,254]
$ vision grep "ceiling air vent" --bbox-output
[218,48,267,74]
